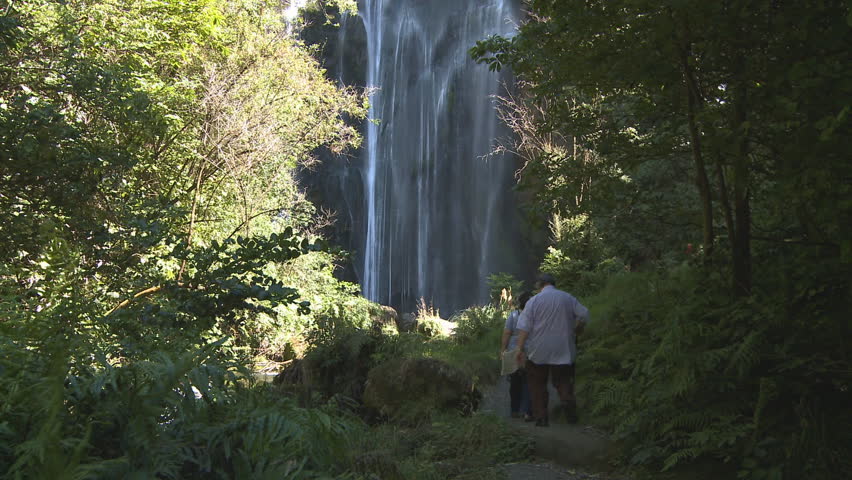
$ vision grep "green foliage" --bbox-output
[536,212,625,298]
[540,247,622,299]
[0,329,363,478]
[291,301,507,422]
[0,0,374,477]
[576,261,851,479]
[279,298,523,477]
[452,305,505,346]
[0,0,368,336]
[363,357,480,422]
[300,310,385,401]
[413,316,446,338]
[352,413,532,480]
[410,298,450,338]
[396,305,505,386]
[473,0,852,290]
[293,302,507,409]
[472,2,852,477]
[486,272,524,306]
[303,0,359,18]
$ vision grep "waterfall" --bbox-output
[284,0,308,32]
[354,0,523,315]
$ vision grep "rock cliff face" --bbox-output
[300,1,534,315]
[299,7,370,285]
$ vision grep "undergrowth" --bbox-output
[352,412,533,480]
[577,260,852,480]
[369,305,506,385]
[0,337,361,479]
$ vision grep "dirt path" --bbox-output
[481,378,625,480]
[502,463,611,480]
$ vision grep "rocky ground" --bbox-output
[502,463,614,480]
[480,377,628,480]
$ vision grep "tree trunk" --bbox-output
[680,48,715,252]
[731,87,751,296]
[178,166,205,282]
[713,156,736,245]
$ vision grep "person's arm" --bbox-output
[500,329,512,354]
[501,311,517,354]
[515,306,532,364]
[515,329,529,364]
[574,301,590,335]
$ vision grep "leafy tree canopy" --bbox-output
[0,0,370,475]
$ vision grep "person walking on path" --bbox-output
[500,291,533,421]
[515,273,589,427]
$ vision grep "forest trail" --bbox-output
[481,378,626,480]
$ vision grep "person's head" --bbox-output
[535,273,556,290]
[517,291,533,310]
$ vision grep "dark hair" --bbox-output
[518,291,533,310]
[537,273,556,287]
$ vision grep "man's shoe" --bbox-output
[523,414,534,422]
[535,418,549,427]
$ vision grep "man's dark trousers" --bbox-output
[525,360,576,423]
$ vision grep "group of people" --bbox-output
[499,273,589,427]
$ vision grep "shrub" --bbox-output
[351,413,533,480]
[578,261,852,479]
[0,336,363,479]
[452,305,505,345]
[486,272,525,306]
[540,246,625,298]
[362,357,479,422]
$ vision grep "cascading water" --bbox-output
[350,0,524,315]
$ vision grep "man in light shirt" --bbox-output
[515,273,589,426]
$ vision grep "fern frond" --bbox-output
[724,329,764,378]
[662,447,701,471]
